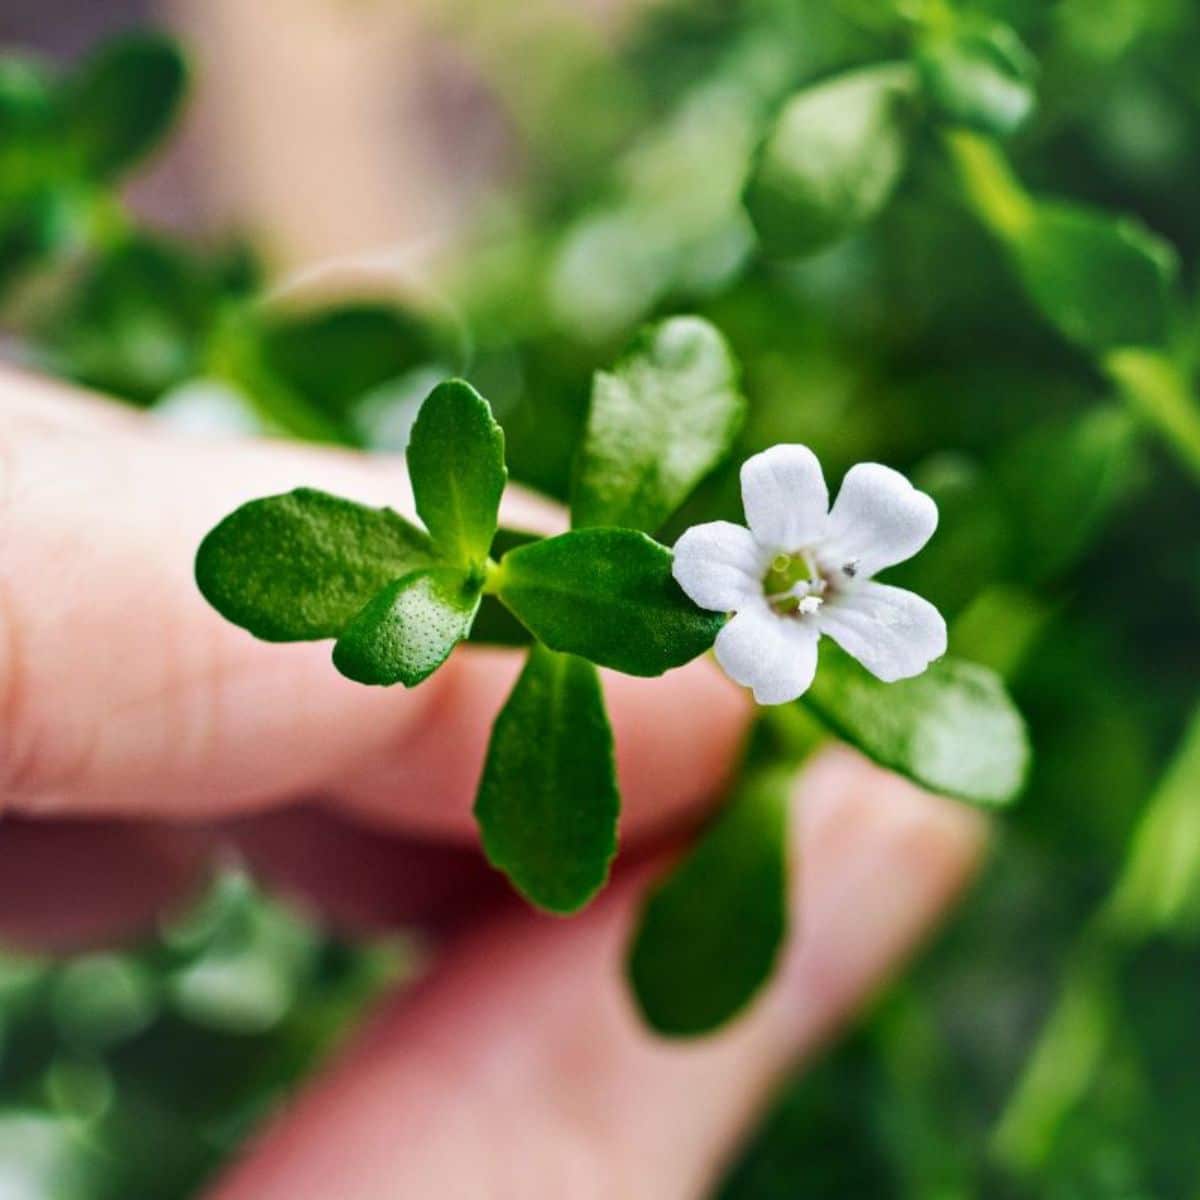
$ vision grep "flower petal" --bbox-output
[821,463,938,579]
[817,582,947,683]
[740,444,829,553]
[672,521,765,612]
[714,604,820,704]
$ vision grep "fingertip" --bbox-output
[760,748,988,1053]
[606,657,753,840]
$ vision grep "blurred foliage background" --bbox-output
[2,0,1200,1196]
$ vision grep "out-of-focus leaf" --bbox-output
[256,302,459,423]
[804,647,1029,806]
[571,316,745,533]
[52,955,157,1049]
[475,646,618,913]
[744,64,915,258]
[196,488,436,642]
[997,407,1140,582]
[629,768,789,1035]
[0,55,54,184]
[496,528,724,675]
[0,189,77,295]
[40,237,217,403]
[333,566,481,687]
[1011,203,1177,352]
[59,32,187,180]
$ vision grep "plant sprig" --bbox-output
[196,314,1028,1033]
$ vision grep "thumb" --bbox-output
[0,373,748,835]
[208,750,987,1200]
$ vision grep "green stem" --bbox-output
[481,557,505,595]
[941,128,1034,239]
[991,933,1118,1173]
[1103,702,1200,937]
[991,701,1200,1170]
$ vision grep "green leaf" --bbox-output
[996,407,1139,582]
[333,566,480,687]
[0,189,79,298]
[744,64,915,258]
[1011,203,1177,352]
[256,302,460,422]
[0,55,53,177]
[475,646,618,914]
[407,379,506,567]
[571,316,745,533]
[196,488,436,642]
[918,22,1036,137]
[628,769,790,1035]
[495,528,724,676]
[803,648,1029,806]
[40,237,217,404]
[60,33,187,180]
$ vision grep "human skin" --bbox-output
[0,369,985,1198]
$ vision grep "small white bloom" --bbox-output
[672,444,947,704]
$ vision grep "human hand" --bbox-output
[0,371,985,1198]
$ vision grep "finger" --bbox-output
[0,818,210,952]
[227,806,508,934]
[0,375,750,836]
[0,790,691,957]
[0,810,505,953]
[208,749,986,1200]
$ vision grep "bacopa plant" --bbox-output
[739,11,1200,482]
[196,316,1028,1035]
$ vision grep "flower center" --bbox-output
[763,551,827,617]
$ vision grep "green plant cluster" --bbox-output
[3,1,1200,1196]
[0,870,406,1200]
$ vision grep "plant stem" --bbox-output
[941,129,1034,239]
[991,701,1200,1170]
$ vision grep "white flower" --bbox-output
[672,444,947,704]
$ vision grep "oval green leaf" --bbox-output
[744,63,915,258]
[1011,203,1177,352]
[407,379,506,568]
[803,648,1029,806]
[60,32,187,180]
[571,316,745,534]
[256,301,460,423]
[629,769,790,1036]
[333,566,481,687]
[196,488,436,642]
[475,646,618,914]
[496,528,724,676]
